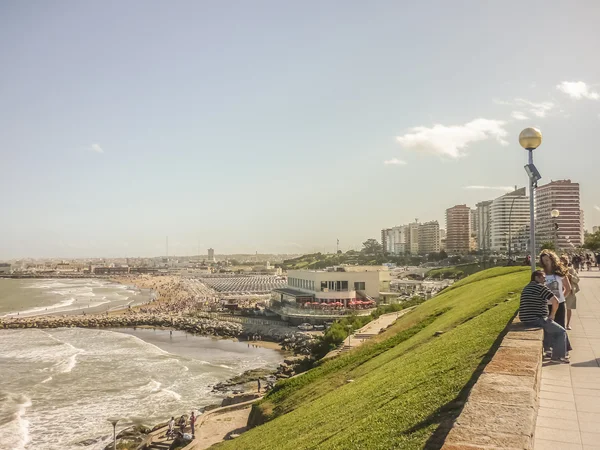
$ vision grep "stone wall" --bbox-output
[442,317,544,449]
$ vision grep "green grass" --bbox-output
[212,267,530,450]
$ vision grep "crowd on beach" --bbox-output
[519,249,598,364]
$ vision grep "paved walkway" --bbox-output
[534,270,600,450]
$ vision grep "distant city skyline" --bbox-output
[1,2,599,258]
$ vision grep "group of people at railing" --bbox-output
[519,249,594,364]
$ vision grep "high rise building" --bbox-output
[207,248,215,262]
[490,188,530,252]
[535,180,583,251]
[419,221,440,254]
[475,200,493,250]
[446,205,471,254]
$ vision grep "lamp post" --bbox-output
[551,209,560,251]
[519,128,543,273]
[108,418,119,450]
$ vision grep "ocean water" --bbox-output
[0,280,283,450]
[0,278,154,317]
[0,328,282,450]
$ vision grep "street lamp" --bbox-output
[108,418,119,450]
[519,127,543,273]
[551,209,560,251]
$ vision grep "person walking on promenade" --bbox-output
[561,255,580,330]
[539,250,572,330]
[257,378,261,393]
[572,254,581,272]
[519,270,569,363]
[190,411,196,437]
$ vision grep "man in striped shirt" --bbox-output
[519,270,568,363]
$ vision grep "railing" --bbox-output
[275,306,374,317]
[192,311,288,327]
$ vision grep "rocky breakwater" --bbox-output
[0,313,243,337]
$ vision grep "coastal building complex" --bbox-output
[273,266,391,306]
[445,205,471,254]
[418,221,440,254]
[474,200,492,251]
[0,263,11,274]
[489,188,530,252]
[535,180,583,250]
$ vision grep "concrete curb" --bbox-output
[442,317,544,449]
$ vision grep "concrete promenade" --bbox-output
[534,271,600,450]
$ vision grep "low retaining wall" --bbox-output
[442,317,544,449]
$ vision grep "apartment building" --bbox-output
[446,205,471,254]
[419,220,441,254]
[535,180,583,250]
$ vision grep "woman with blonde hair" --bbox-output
[560,254,580,330]
[539,250,572,330]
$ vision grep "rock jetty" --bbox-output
[0,313,243,337]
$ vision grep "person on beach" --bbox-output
[167,416,175,438]
[561,255,580,330]
[519,270,569,363]
[257,378,261,393]
[178,415,186,434]
[190,411,196,437]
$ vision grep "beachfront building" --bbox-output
[446,205,471,254]
[535,180,583,250]
[0,263,12,274]
[490,187,530,253]
[273,266,391,308]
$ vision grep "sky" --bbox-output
[1,1,599,259]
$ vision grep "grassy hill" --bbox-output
[213,267,530,450]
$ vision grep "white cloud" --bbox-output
[495,98,555,118]
[396,118,508,159]
[556,81,599,100]
[514,98,555,117]
[383,158,407,166]
[511,111,529,120]
[90,144,104,153]
[463,186,515,192]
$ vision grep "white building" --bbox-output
[535,180,583,250]
[0,263,11,274]
[490,188,530,252]
[381,226,408,255]
[275,266,391,306]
